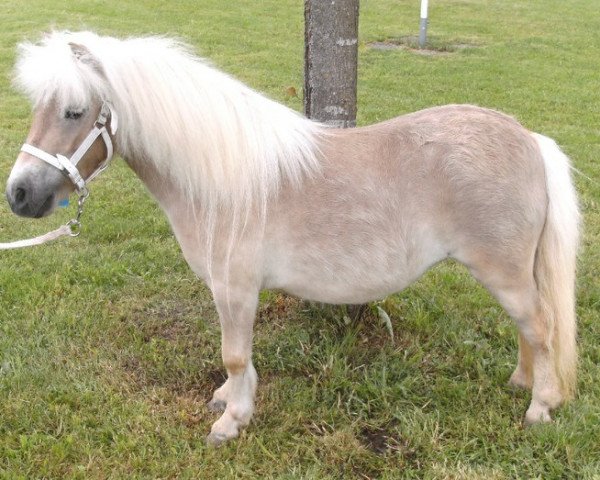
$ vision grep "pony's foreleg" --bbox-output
[206,286,258,446]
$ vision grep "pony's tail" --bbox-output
[532,132,580,399]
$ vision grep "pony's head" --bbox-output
[6,32,115,218]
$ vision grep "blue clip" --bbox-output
[58,198,70,208]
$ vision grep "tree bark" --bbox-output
[304,0,359,128]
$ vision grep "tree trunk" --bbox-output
[304,0,359,128]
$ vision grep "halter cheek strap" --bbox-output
[20,101,119,194]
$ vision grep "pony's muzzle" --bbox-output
[6,162,64,218]
[6,177,55,218]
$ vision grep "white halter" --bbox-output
[20,101,118,194]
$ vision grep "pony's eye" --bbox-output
[65,110,84,120]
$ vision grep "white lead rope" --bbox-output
[1,101,117,250]
[0,225,73,250]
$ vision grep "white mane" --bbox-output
[14,31,323,213]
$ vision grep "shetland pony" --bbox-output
[5,32,580,445]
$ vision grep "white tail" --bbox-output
[532,133,581,399]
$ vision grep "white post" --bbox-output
[419,0,429,49]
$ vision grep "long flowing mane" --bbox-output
[14,31,323,214]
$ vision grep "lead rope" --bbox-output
[0,189,88,250]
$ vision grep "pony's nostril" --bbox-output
[15,187,26,203]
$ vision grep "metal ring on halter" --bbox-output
[67,219,82,237]
[65,188,89,236]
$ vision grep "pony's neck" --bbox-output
[105,37,323,217]
[123,153,187,213]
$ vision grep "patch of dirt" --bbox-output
[257,293,303,325]
[305,421,422,478]
[358,424,420,468]
[116,296,222,399]
[369,35,478,56]
[360,425,393,454]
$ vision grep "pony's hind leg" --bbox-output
[508,333,534,390]
[467,259,563,424]
[206,284,259,446]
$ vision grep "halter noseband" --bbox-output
[20,101,119,194]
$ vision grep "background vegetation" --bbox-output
[0,1,598,478]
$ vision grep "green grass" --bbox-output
[1,0,599,478]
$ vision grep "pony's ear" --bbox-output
[68,42,90,60]
[68,42,103,74]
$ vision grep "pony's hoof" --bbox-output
[206,432,228,447]
[524,407,552,426]
[207,399,227,413]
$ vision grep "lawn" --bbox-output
[0,1,599,478]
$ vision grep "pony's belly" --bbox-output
[263,213,448,304]
[278,277,413,304]
[264,252,440,304]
